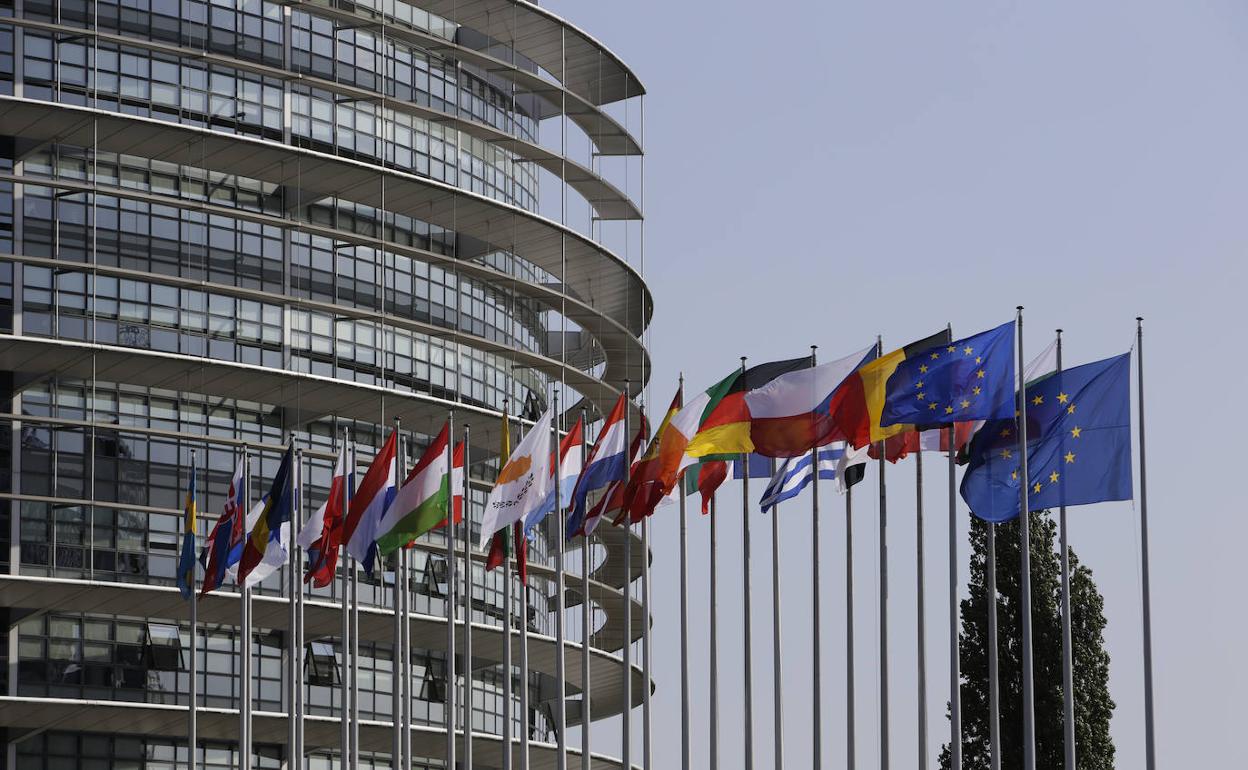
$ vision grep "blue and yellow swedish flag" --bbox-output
[879,321,1016,428]
[960,352,1133,522]
[176,467,198,599]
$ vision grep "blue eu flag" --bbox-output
[880,321,1016,428]
[960,353,1132,523]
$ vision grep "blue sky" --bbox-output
[545,1,1247,766]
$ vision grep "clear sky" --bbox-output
[545,1,1247,767]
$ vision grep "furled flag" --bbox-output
[298,445,349,588]
[565,394,630,538]
[199,456,246,596]
[621,387,682,523]
[880,321,1015,429]
[759,443,867,512]
[375,423,464,556]
[479,407,554,548]
[829,330,952,449]
[176,465,198,599]
[684,357,815,459]
[236,445,295,584]
[743,346,875,457]
[341,431,398,575]
[961,353,1132,522]
[684,460,729,515]
[524,415,585,536]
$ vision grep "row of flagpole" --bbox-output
[173,315,1156,770]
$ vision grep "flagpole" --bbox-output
[1016,306,1037,770]
[1056,330,1076,770]
[349,441,361,770]
[678,454,691,770]
[553,392,568,770]
[769,457,785,770]
[846,481,856,770]
[338,428,351,770]
[291,444,304,770]
[1136,317,1157,770]
[986,518,1001,770]
[946,425,963,770]
[445,413,458,770]
[392,426,406,770]
[877,337,890,770]
[402,545,411,770]
[462,423,474,770]
[503,546,515,770]
[709,491,720,770]
[915,448,927,770]
[739,357,755,770]
[520,530,531,770]
[241,447,253,770]
[296,448,306,768]
[578,407,592,770]
[287,440,298,770]
[622,379,633,770]
[188,449,198,770]
[810,346,822,770]
[643,514,654,770]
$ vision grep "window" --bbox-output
[143,622,183,671]
[306,641,339,687]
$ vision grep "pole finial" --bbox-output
[1136,316,1144,323]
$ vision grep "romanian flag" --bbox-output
[683,357,814,459]
[828,330,952,449]
[620,386,682,523]
[176,464,198,599]
[236,444,295,584]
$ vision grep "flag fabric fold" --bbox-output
[565,395,631,538]
[684,357,814,459]
[961,353,1132,522]
[341,432,398,575]
[376,423,457,556]
[237,445,295,584]
[298,446,348,588]
[525,415,585,535]
[622,388,682,523]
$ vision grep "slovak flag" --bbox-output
[199,456,246,596]
[566,395,631,539]
[523,416,585,536]
[298,445,350,588]
[341,431,398,575]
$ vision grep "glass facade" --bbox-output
[0,0,646,766]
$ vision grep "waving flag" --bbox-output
[376,423,462,555]
[759,444,867,512]
[236,445,295,584]
[199,457,246,596]
[621,387,682,523]
[565,395,630,538]
[524,415,585,535]
[683,460,729,515]
[176,466,198,599]
[478,408,553,548]
[239,494,289,587]
[342,432,397,575]
[298,446,349,588]
[684,357,814,459]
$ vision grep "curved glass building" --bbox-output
[0,0,649,766]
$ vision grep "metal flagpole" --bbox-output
[578,407,592,770]
[349,440,360,770]
[1056,330,1076,770]
[709,492,720,770]
[1136,317,1157,770]
[296,450,305,768]
[393,431,405,770]
[402,546,411,770]
[846,482,856,770]
[810,346,822,770]
[241,448,253,770]
[877,338,890,770]
[986,519,1001,770]
[338,428,351,770]
[503,541,515,770]
[1016,306,1037,770]
[622,380,633,770]
[520,536,531,770]
[677,383,690,770]
[446,413,458,770]
[947,425,962,770]
[739,358,754,770]
[553,393,568,770]
[462,423,474,770]
[188,449,198,770]
[291,444,304,770]
[915,449,927,770]
[770,457,784,770]
[642,517,653,770]
[287,440,298,770]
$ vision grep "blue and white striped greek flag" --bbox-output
[759,444,866,512]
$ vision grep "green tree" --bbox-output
[939,512,1114,769]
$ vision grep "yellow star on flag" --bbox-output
[975,356,983,364]
[1067,404,1076,414]
[1049,470,1060,484]
[1000,449,1012,460]
[1057,392,1069,404]
[960,399,970,409]
[1011,470,1018,480]
[945,405,954,414]
[1031,394,1043,406]
[919,364,928,374]
[931,351,940,360]
[947,345,956,353]
[917,392,926,400]
[1064,451,1076,464]
[1070,426,1081,438]
[963,346,973,355]
[976,369,986,379]
[1000,427,1011,438]
[928,402,938,411]
[972,386,982,396]
[1033,482,1043,494]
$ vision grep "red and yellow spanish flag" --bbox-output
[828,330,952,449]
[620,386,682,523]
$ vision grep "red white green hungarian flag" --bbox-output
[375,422,463,556]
